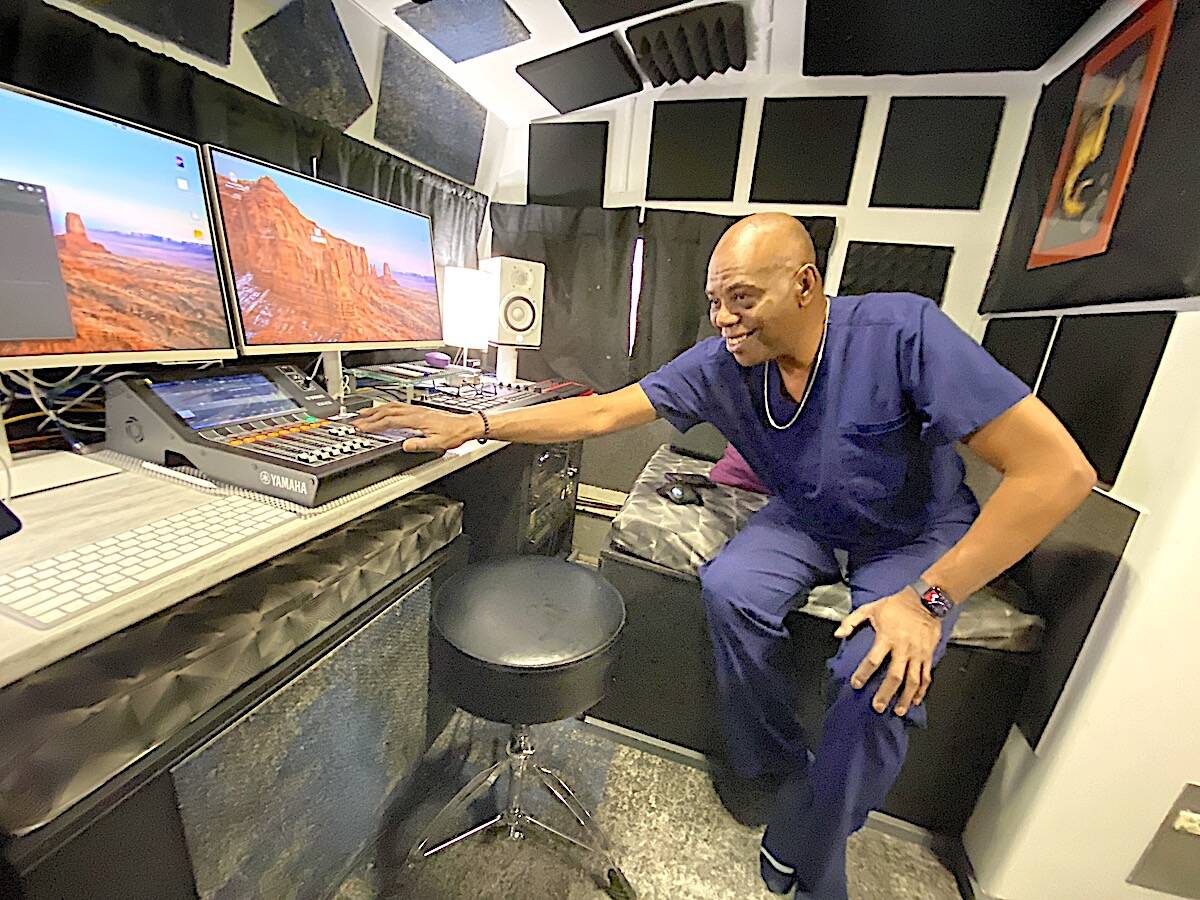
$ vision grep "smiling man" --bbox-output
[356,213,1095,899]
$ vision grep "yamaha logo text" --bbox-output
[259,470,310,496]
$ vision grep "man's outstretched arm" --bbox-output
[353,383,659,452]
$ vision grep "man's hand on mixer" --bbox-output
[354,403,477,453]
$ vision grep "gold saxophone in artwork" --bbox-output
[1061,74,1128,218]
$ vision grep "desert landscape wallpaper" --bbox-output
[211,150,441,347]
[0,88,231,358]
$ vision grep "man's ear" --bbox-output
[796,263,821,306]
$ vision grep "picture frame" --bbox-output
[1027,0,1175,270]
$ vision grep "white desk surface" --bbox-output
[0,441,506,690]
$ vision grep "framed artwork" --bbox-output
[1027,0,1175,270]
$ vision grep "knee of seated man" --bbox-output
[826,627,928,728]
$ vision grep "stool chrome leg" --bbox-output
[407,758,506,862]
[405,724,637,899]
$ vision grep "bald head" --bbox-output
[712,213,816,274]
[706,213,825,368]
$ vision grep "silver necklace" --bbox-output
[763,299,829,431]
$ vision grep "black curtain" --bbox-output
[631,211,838,377]
[490,204,638,392]
[0,0,485,270]
[316,134,485,271]
[631,209,738,378]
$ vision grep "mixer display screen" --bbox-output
[151,373,301,430]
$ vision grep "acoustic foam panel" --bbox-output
[751,96,866,204]
[1036,311,1174,486]
[516,34,643,114]
[981,2,1200,314]
[626,2,746,86]
[374,33,486,185]
[75,0,234,64]
[528,121,608,207]
[838,242,954,305]
[244,0,371,132]
[981,316,1057,388]
[558,0,689,33]
[646,98,745,201]
[804,0,1106,75]
[871,96,1004,210]
[396,0,529,62]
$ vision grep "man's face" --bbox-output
[706,255,803,367]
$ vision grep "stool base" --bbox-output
[406,725,636,899]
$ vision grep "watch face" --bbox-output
[922,588,952,619]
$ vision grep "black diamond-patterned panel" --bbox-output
[374,33,486,185]
[396,0,530,62]
[871,96,1004,210]
[838,241,954,306]
[517,35,643,114]
[244,0,371,131]
[76,0,234,64]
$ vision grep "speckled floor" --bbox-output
[332,713,962,900]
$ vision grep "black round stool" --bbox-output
[407,556,634,898]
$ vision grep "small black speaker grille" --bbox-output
[626,2,747,86]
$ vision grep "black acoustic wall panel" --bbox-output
[528,122,608,206]
[646,98,745,201]
[517,34,643,114]
[1036,311,1174,486]
[374,33,486,185]
[244,0,371,131]
[751,97,866,204]
[396,0,530,62]
[626,2,746,86]
[559,0,689,32]
[871,96,1005,210]
[981,316,1057,388]
[804,0,1106,75]
[981,3,1200,314]
[73,0,234,64]
[839,242,954,305]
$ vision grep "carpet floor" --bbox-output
[332,712,962,900]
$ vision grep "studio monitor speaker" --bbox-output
[481,256,545,348]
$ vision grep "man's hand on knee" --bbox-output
[834,591,941,716]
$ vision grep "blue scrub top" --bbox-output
[640,293,1030,551]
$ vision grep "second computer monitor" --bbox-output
[206,147,443,353]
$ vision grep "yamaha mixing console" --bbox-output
[106,366,439,507]
[351,366,589,414]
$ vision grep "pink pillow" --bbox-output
[709,445,769,495]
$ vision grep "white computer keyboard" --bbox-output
[0,495,296,630]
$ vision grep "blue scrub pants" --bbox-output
[698,499,971,899]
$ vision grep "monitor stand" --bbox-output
[495,346,519,384]
[321,350,352,417]
[0,424,121,500]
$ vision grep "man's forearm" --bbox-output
[922,464,1095,604]
[455,385,659,445]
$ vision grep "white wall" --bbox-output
[962,3,1200,898]
[43,0,511,195]
[491,66,1044,339]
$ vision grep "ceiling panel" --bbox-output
[804,0,1106,75]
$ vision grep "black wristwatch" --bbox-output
[909,578,953,620]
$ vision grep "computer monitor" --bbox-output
[205,146,443,354]
[0,83,235,371]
